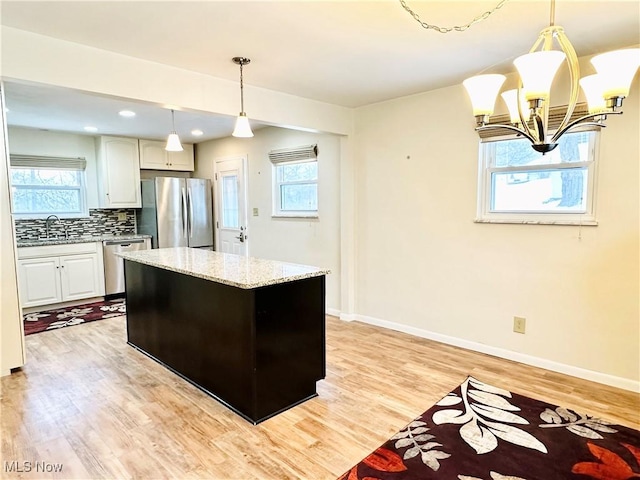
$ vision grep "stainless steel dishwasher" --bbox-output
[103,238,151,295]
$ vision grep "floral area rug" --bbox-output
[23,298,126,335]
[339,376,640,480]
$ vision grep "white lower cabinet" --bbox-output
[18,257,62,307]
[17,243,105,309]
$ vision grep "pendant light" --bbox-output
[232,56,254,138]
[165,109,183,152]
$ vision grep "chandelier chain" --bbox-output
[399,0,510,33]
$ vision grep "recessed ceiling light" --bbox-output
[119,110,136,118]
[191,129,204,136]
[84,126,98,132]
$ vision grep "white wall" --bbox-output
[354,80,640,389]
[194,127,342,312]
[0,91,25,375]
[7,127,100,209]
[1,27,352,136]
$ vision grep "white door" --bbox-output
[214,156,248,256]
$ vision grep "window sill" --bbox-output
[272,213,319,219]
[474,218,598,226]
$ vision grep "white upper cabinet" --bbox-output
[96,136,141,208]
[139,139,194,171]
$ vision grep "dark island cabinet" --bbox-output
[124,259,326,424]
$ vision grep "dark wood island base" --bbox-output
[123,254,327,425]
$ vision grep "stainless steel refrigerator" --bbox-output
[137,177,214,249]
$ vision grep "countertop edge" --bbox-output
[17,234,152,248]
[119,251,330,290]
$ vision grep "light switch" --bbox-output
[253,208,259,216]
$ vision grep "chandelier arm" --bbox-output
[550,112,622,144]
[515,86,538,142]
[533,113,546,144]
[476,124,538,144]
[553,29,580,137]
[399,0,510,33]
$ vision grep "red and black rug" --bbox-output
[339,376,640,480]
[23,298,126,336]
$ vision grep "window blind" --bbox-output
[268,144,317,164]
[478,103,593,140]
[9,155,87,170]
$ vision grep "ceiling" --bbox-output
[2,1,639,142]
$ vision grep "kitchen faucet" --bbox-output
[45,214,61,239]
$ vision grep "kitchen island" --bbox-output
[118,247,329,424]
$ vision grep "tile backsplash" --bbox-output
[14,209,136,241]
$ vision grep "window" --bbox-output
[269,144,318,217]
[10,155,88,218]
[477,130,599,225]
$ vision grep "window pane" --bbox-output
[277,162,318,182]
[491,168,588,212]
[12,188,82,214]
[11,168,81,186]
[494,131,591,168]
[221,174,239,228]
[280,184,318,211]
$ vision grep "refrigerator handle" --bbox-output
[181,187,188,239]
[188,187,194,238]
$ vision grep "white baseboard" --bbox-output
[354,314,639,393]
[325,308,341,318]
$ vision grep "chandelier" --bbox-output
[461,0,640,153]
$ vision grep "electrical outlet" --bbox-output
[117,212,127,221]
[513,316,526,334]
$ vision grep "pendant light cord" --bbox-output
[171,109,176,132]
[549,0,556,26]
[239,62,245,114]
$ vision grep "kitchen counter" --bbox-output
[118,247,330,289]
[17,234,151,248]
[122,246,327,424]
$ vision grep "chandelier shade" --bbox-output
[513,50,566,101]
[501,89,531,124]
[579,75,608,114]
[591,48,640,100]
[462,74,506,117]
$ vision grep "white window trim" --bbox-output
[10,167,89,220]
[475,130,600,226]
[272,158,319,218]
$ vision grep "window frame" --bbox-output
[10,166,89,219]
[475,128,600,226]
[272,158,319,218]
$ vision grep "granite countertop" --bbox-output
[118,247,330,289]
[17,234,152,248]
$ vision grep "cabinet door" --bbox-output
[18,257,62,308]
[60,253,104,301]
[139,139,169,170]
[168,144,194,171]
[98,136,141,208]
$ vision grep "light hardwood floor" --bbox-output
[1,315,638,479]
